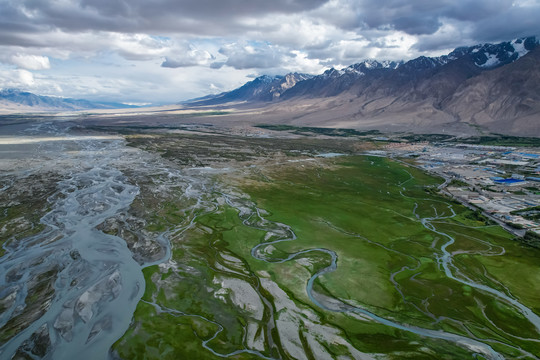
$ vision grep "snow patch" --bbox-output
[511,39,529,58]
[478,53,500,68]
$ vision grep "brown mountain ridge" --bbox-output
[185,37,540,136]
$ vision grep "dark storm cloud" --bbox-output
[470,5,540,42]
[0,0,329,36]
[1,0,539,74]
[352,0,515,35]
[316,0,540,53]
[1,0,539,52]
[76,0,327,18]
[411,1,540,52]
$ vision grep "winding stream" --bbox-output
[2,122,539,359]
[223,169,540,359]
[422,206,540,333]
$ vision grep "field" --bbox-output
[111,132,540,359]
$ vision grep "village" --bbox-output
[384,141,540,234]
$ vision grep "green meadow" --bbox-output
[114,154,540,359]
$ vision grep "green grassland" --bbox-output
[255,124,382,137]
[453,135,540,147]
[235,157,540,353]
[113,150,540,359]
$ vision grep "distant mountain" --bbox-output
[451,37,537,68]
[187,37,538,106]
[284,37,537,99]
[184,36,540,136]
[0,89,138,112]
[444,42,540,132]
[183,73,312,106]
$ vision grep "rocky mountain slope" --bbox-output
[185,37,540,136]
[185,73,312,106]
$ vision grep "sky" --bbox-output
[0,0,539,105]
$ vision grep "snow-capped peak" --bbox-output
[471,36,538,68]
[380,60,402,69]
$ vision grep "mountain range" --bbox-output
[0,89,137,112]
[186,73,313,105]
[1,37,539,136]
[186,37,540,136]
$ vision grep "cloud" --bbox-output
[216,42,289,69]
[0,0,329,36]
[0,69,35,89]
[307,0,539,54]
[467,2,540,42]
[0,0,539,104]
[282,50,327,74]
[413,21,474,52]
[110,34,173,61]
[17,69,35,86]
[161,45,214,68]
[1,0,539,64]
[10,54,51,70]
[324,0,516,35]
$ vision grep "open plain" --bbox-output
[1,113,539,359]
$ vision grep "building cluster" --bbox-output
[384,141,540,233]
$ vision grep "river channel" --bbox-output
[1,120,539,359]
[0,120,158,359]
[222,171,540,360]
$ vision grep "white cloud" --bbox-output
[10,54,51,70]
[0,69,35,89]
[214,42,287,69]
[512,0,539,7]
[18,69,35,86]
[282,50,328,73]
[161,44,214,68]
[248,15,343,49]
[0,54,257,103]
[110,33,173,60]
[0,0,538,104]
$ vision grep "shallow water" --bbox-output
[0,121,148,359]
[2,120,538,359]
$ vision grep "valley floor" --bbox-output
[1,116,539,359]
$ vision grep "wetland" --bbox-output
[1,116,539,359]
